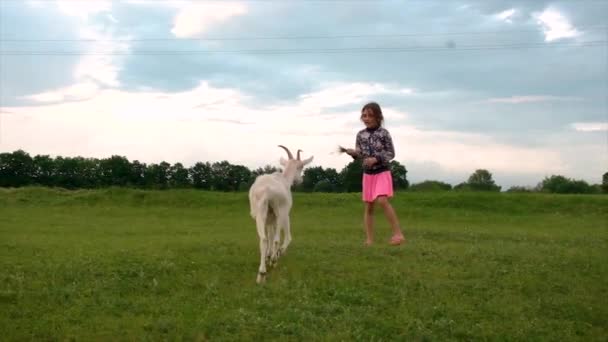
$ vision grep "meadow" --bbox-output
[0,187,606,341]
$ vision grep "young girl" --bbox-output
[345,102,406,246]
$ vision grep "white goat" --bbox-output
[248,145,313,284]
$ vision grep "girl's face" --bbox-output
[361,108,378,128]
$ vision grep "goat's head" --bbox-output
[278,145,313,185]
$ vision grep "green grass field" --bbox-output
[1,187,606,341]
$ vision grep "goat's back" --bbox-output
[248,173,291,219]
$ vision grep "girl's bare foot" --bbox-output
[389,233,405,246]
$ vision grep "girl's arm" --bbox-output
[373,130,395,164]
[352,133,363,159]
[345,133,363,159]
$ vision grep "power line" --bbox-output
[2,26,607,42]
[2,0,606,2]
[0,41,605,55]
[0,0,456,2]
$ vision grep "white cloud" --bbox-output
[73,20,130,88]
[533,7,580,42]
[74,54,124,88]
[494,8,516,24]
[25,1,45,8]
[295,82,414,111]
[55,0,112,20]
[363,123,566,177]
[4,81,578,184]
[484,95,583,104]
[22,82,99,103]
[124,0,180,7]
[24,0,128,87]
[107,14,119,23]
[171,2,248,38]
[25,0,111,18]
[571,122,608,132]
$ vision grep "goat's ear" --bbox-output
[279,157,288,166]
[302,156,314,165]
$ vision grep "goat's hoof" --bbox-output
[256,273,266,284]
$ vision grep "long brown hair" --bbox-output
[361,102,384,127]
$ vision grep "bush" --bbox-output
[539,175,595,194]
[313,180,334,193]
[506,186,533,193]
[409,180,452,192]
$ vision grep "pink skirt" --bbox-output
[362,171,394,202]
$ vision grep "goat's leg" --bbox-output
[279,214,292,256]
[255,215,268,284]
[267,221,278,267]
[271,219,281,265]
[264,210,277,267]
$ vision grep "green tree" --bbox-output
[130,160,147,188]
[301,166,342,192]
[32,154,56,187]
[538,175,570,193]
[339,160,363,193]
[99,155,132,187]
[227,164,252,192]
[324,168,342,192]
[453,182,471,191]
[302,166,325,192]
[169,163,191,188]
[81,157,102,188]
[144,162,171,189]
[251,165,280,178]
[538,175,595,194]
[210,161,231,191]
[313,179,334,192]
[209,161,251,191]
[0,150,34,187]
[570,179,593,194]
[390,160,409,190]
[53,156,98,189]
[189,162,212,190]
[590,184,603,194]
[602,172,608,194]
[466,169,501,191]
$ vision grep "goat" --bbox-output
[248,145,313,284]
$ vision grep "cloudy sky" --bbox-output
[1,0,606,188]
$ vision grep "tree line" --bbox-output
[0,149,407,193]
[0,150,606,194]
[408,170,607,194]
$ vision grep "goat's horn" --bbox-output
[296,149,302,160]
[278,145,293,159]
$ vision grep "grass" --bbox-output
[0,187,607,341]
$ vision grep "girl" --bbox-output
[345,102,406,246]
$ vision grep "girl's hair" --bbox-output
[361,102,384,126]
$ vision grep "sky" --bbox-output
[0,0,606,189]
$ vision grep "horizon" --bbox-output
[2,147,603,191]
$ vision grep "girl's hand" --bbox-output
[364,157,378,167]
